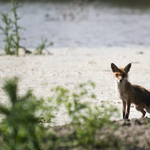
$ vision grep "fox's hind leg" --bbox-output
[145,106,150,114]
[135,105,146,118]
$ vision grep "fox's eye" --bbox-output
[116,74,119,77]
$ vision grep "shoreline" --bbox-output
[0,47,150,125]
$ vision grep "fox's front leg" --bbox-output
[122,100,126,119]
[125,101,131,119]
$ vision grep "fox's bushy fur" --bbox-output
[111,63,150,119]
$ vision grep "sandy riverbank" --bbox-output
[0,47,150,125]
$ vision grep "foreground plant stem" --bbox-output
[11,0,20,56]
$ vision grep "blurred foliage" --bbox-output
[0,77,125,150]
[48,82,122,150]
[0,77,54,150]
[35,38,53,55]
[0,0,25,56]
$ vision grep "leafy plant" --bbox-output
[0,13,14,55]
[0,0,25,56]
[48,82,121,150]
[0,77,123,150]
[35,38,53,55]
[11,0,25,56]
[0,77,55,150]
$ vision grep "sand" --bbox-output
[0,47,150,125]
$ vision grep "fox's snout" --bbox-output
[117,78,123,83]
[115,74,123,83]
[119,79,123,83]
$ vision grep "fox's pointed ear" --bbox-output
[111,63,119,72]
[124,63,131,73]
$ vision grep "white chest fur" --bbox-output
[115,80,128,101]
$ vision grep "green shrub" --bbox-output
[48,82,122,150]
[0,77,123,150]
[0,77,54,150]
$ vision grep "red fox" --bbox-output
[111,63,150,119]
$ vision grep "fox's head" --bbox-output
[111,63,131,83]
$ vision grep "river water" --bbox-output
[0,1,150,48]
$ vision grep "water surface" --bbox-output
[0,2,150,48]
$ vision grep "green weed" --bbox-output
[0,77,124,150]
[35,38,53,55]
[0,0,53,56]
[0,77,55,150]
[0,0,25,56]
[48,81,121,150]
[11,0,25,56]
[0,13,14,55]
